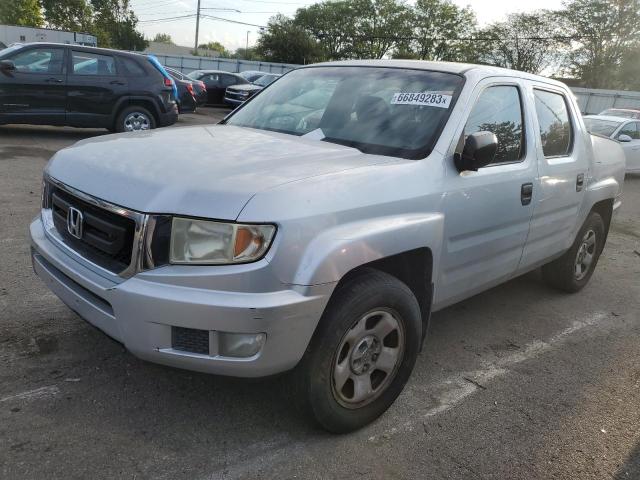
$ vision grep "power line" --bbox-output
[201,14,266,28]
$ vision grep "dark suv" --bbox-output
[0,43,178,132]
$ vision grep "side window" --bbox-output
[619,122,640,140]
[221,74,239,87]
[203,74,220,85]
[464,85,525,164]
[10,48,64,74]
[533,89,573,157]
[71,51,116,76]
[120,57,145,76]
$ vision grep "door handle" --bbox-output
[576,173,585,192]
[109,80,125,85]
[521,183,533,206]
[45,77,62,83]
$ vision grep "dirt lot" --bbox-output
[1,110,639,479]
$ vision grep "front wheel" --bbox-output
[292,269,422,433]
[542,211,606,293]
[115,106,156,133]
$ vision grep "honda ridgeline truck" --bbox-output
[30,60,625,432]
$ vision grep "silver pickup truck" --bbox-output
[30,60,625,432]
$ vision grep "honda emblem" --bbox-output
[67,207,83,239]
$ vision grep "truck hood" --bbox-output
[46,125,389,219]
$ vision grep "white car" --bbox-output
[584,115,640,173]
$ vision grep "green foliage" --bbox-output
[400,0,477,62]
[153,33,174,45]
[0,0,43,27]
[561,0,640,88]
[198,41,231,57]
[41,0,93,31]
[256,14,323,64]
[475,11,568,73]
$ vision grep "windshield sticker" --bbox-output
[391,92,453,108]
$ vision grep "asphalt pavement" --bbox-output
[1,110,639,479]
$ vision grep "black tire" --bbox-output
[292,268,422,433]
[542,211,606,293]
[114,106,156,133]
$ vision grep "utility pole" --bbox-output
[194,0,201,55]
[246,30,250,59]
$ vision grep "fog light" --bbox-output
[218,332,265,358]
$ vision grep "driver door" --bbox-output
[436,79,538,308]
[0,45,67,125]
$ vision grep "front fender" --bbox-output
[291,213,444,286]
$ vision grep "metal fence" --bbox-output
[571,87,640,115]
[149,52,300,75]
[150,51,640,115]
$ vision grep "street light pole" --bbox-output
[194,0,201,55]
[245,30,250,59]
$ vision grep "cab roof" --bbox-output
[311,59,567,87]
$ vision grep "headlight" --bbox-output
[170,218,275,265]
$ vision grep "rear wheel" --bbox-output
[292,269,422,433]
[115,106,156,133]
[542,211,606,293]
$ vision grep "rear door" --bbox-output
[437,78,538,307]
[518,85,588,271]
[617,121,640,172]
[0,45,66,124]
[65,49,128,128]
[200,73,223,104]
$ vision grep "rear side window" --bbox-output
[10,47,64,74]
[533,89,573,157]
[120,57,146,76]
[464,85,525,164]
[72,51,116,76]
[619,122,640,140]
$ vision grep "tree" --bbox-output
[0,0,43,27]
[619,46,640,90]
[475,11,568,74]
[562,0,640,88]
[198,41,230,57]
[400,0,477,62]
[256,14,323,64]
[295,1,358,60]
[90,0,147,51]
[153,33,174,44]
[41,0,94,32]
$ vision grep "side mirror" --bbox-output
[618,134,633,143]
[0,59,15,72]
[454,131,498,172]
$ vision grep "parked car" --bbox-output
[598,108,640,119]
[0,43,178,132]
[186,69,248,105]
[30,60,625,433]
[239,70,267,82]
[165,67,207,107]
[224,73,281,107]
[584,114,640,172]
[164,66,197,114]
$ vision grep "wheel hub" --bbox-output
[350,335,381,375]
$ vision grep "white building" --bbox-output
[0,25,97,49]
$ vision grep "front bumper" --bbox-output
[30,217,330,377]
[223,96,245,107]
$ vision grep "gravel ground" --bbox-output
[1,111,639,479]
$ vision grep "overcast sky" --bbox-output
[133,0,563,52]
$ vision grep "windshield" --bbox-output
[254,74,279,87]
[225,66,464,159]
[584,118,622,137]
[0,44,23,58]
